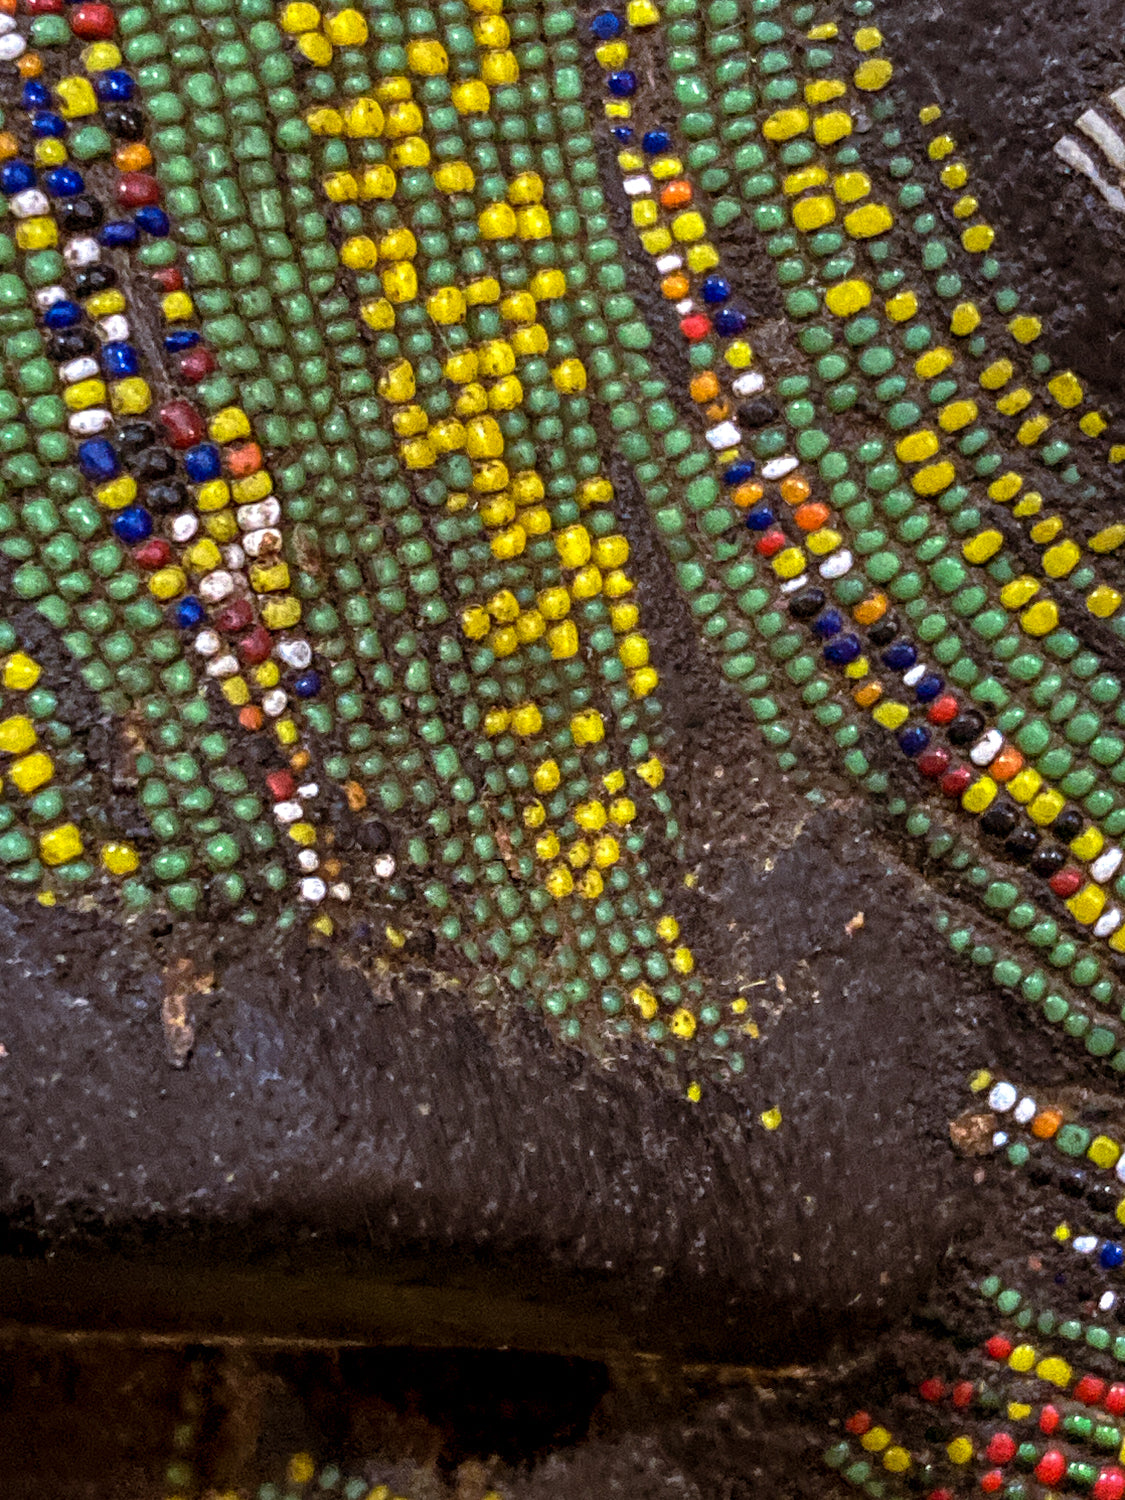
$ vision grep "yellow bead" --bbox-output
[546,620,578,659]
[771,546,805,579]
[1088,586,1122,619]
[383,100,422,138]
[1080,411,1108,436]
[1035,1356,1071,1387]
[1017,414,1050,446]
[381,262,417,303]
[251,561,291,594]
[1006,769,1042,804]
[534,828,558,859]
[1071,825,1105,861]
[1068,883,1106,926]
[630,666,659,697]
[34,139,67,167]
[962,530,1003,565]
[760,1106,782,1130]
[823,278,871,316]
[1000,576,1039,610]
[111,377,151,416]
[961,223,994,253]
[556,524,592,569]
[425,285,466,325]
[806,527,841,556]
[805,78,845,104]
[940,160,967,187]
[627,0,659,22]
[763,107,809,141]
[101,841,139,876]
[1090,1135,1122,1169]
[323,6,366,43]
[545,865,573,899]
[1042,541,1080,577]
[1009,315,1042,343]
[95,475,135,510]
[833,171,871,202]
[1029,789,1066,826]
[63,377,106,412]
[912,461,955,496]
[358,164,396,199]
[85,290,125,319]
[306,107,343,134]
[844,202,894,237]
[533,759,561,793]
[296,31,333,65]
[895,429,939,464]
[885,290,918,322]
[783,165,828,195]
[685,242,719,272]
[16,216,58,251]
[724,340,753,368]
[639,226,672,253]
[481,48,519,83]
[516,204,551,239]
[221,676,250,706]
[938,399,977,431]
[791,194,835,231]
[988,472,1022,503]
[617,633,650,670]
[148,566,186,600]
[452,79,490,113]
[872,701,909,730]
[55,75,97,117]
[1089,524,1125,554]
[186,538,222,572]
[9,751,53,793]
[632,986,658,1021]
[883,1447,910,1474]
[953,193,978,218]
[39,823,83,867]
[529,268,566,301]
[961,776,997,813]
[405,38,447,73]
[861,1427,890,1453]
[378,226,417,261]
[204,508,235,540]
[853,24,882,48]
[636,757,664,788]
[0,715,36,754]
[670,1007,697,1040]
[854,58,893,90]
[593,535,629,569]
[231,471,272,504]
[571,709,605,747]
[464,414,503,459]
[281,1,319,29]
[3,653,39,691]
[671,210,706,241]
[478,201,517,239]
[948,302,981,337]
[82,41,122,69]
[946,1438,973,1465]
[510,702,542,737]
[813,110,852,145]
[489,523,524,559]
[261,597,302,631]
[915,346,954,378]
[473,14,509,45]
[574,800,607,832]
[671,945,694,974]
[162,291,194,321]
[1020,600,1059,636]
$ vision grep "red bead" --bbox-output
[153,266,184,293]
[919,1377,946,1402]
[1035,1450,1066,1485]
[179,346,216,383]
[928,1491,953,1500]
[986,1433,1016,1464]
[980,1470,1003,1494]
[238,625,273,666]
[1107,1385,1125,1416]
[952,1381,974,1409]
[214,598,254,634]
[940,766,972,798]
[844,1411,871,1436]
[25,0,64,12]
[755,530,786,558]
[133,538,172,569]
[917,746,950,779]
[1094,1468,1125,1500]
[1049,866,1083,898]
[985,1335,1012,1361]
[69,1,115,36]
[680,313,711,340]
[117,171,161,208]
[928,693,959,724]
[266,770,297,803]
[1077,1375,1108,1406]
[1039,1404,1060,1434]
[159,399,205,449]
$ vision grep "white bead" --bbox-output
[63,237,100,268]
[732,371,764,396]
[297,782,319,800]
[194,629,221,657]
[277,639,311,669]
[1116,1153,1125,1183]
[1101,1291,1118,1312]
[1095,908,1122,938]
[1092,847,1123,883]
[60,356,99,384]
[655,254,682,273]
[0,32,27,59]
[206,653,240,678]
[198,570,235,602]
[68,408,112,436]
[988,1081,1017,1112]
[222,544,246,570]
[991,1131,1008,1149]
[329,882,352,901]
[241,527,282,558]
[273,801,302,825]
[779,574,808,594]
[9,188,47,218]
[97,315,130,342]
[1013,1096,1036,1124]
[237,498,281,530]
[0,15,16,32]
[35,286,67,310]
[902,664,926,687]
[374,854,396,879]
[970,730,1003,766]
[622,175,652,195]
[299,877,327,904]
[1074,1235,1099,1254]
[675,299,694,315]
[819,548,853,579]
[761,456,798,480]
[297,849,319,871]
[171,514,198,542]
[706,421,741,450]
[262,688,287,717]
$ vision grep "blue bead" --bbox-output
[700,275,731,304]
[21,81,49,109]
[183,443,221,482]
[77,438,119,481]
[882,640,918,671]
[897,726,931,757]
[163,330,200,352]
[1100,1242,1125,1270]
[174,596,205,628]
[823,634,861,665]
[723,460,755,486]
[589,9,622,37]
[611,126,633,142]
[94,70,134,102]
[101,341,140,377]
[0,160,35,195]
[99,220,139,248]
[31,112,66,138]
[112,506,153,544]
[294,670,322,698]
[606,70,637,97]
[641,129,670,154]
[811,609,844,639]
[43,166,83,197]
[745,504,775,532]
[915,673,943,702]
[44,299,81,329]
[713,307,748,336]
[134,205,169,236]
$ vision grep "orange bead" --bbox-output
[16,53,42,78]
[227,443,263,476]
[689,371,719,403]
[731,481,764,508]
[660,179,692,209]
[1030,1108,1063,1140]
[238,705,264,731]
[0,0,18,15]
[989,745,1024,781]
[853,682,882,708]
[853,593,888,625]
[0,132,17,160]
[114,142,153,172]
[705,400,731,421]
[794,501,830,531]
[779,474,811,506]
[661,272,689,300]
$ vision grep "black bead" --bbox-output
[59,195,103,231]
[1052,806,1085,842]
[73,264,117,297]
[737,398,778,428]
[947,711,985,746]
[1030,845,1067,879]
[144,480,189,512]
[1028,1161,1053,1186]
[1004,825,1041,863]
[358,820,391,852]
[788,587,826,619]
[980,801,1018,837]
[115,422,157,458]
[867,615,899,647]
[1058,1169,1086,1198]
[133,448,177,481]
[47,327,98,361]
[1089,1183,1119,1214]
[102,104,146,140]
